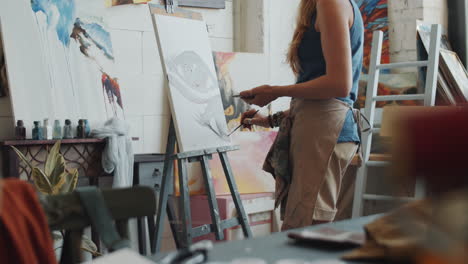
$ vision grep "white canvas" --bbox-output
[153,13,231,153]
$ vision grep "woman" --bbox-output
[240,0,364,230]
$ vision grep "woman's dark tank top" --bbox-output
[296,0,364,142]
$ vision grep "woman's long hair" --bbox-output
[287,0,318,75]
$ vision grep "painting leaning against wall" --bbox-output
[356,0,389,74]
[28,0,125,121]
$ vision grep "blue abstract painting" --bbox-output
[30,0,124,118]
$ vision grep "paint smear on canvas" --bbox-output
[175,131,277,195]
[357,0,389,73]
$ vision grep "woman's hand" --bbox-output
[240,85,278,107]
[241,109,270,129]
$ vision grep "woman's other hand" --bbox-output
[241,109,270,129]
[240,85,278,107]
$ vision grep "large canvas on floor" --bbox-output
[1,0,124,133]
[357,0,389,73]
[153,13,230,153]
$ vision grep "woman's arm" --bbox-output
[242,0,354,105]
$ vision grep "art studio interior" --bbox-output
[1,0,468,263]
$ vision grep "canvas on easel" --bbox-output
[152,9,231,153]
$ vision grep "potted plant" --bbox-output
[11,141,100,257]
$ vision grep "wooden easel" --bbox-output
[149,2,253,253]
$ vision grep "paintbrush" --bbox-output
[228,109,260,137]
[232,94,255,99]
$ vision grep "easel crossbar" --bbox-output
[191,218,240,238]
[175,145,241,159]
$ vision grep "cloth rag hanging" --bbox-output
[91,118,134,188]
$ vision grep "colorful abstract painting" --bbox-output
[31,0,124,119]
[356,0,389,73]
[0,0,126,137]
[213,52,271,132]
[105,0,151,7]
[355,73,420,109]
[175,131,277,195]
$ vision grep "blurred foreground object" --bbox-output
[344,106,468,263]
[382,105,468,195]
[344,190,468,263]
[0,179,57,264]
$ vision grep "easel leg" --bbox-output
[200,155,224,240]
[178,158,192,248]
[219,152,253,238]
[152,120,177,253]
[167,199,181,248]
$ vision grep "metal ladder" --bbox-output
[351,24,442,218]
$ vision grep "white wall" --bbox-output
[389,0,448,69]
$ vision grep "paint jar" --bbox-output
[84,119,91,138]
[53,120,62,140]
[43,118,53,140]
[15,120,26,140]
[63,119,73,139]
[77,119,85,138]
[32,121,43,140]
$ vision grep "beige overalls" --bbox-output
[264,98,361,230]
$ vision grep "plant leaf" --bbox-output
[45,141,66,186]
[31,167,54,194]
[81,235,101,256]
[51,172,67,195]
[10,146,34,170]
[58,168,79,194]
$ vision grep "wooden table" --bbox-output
[152,215,380,263]
[1,139,111,185]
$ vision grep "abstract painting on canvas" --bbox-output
[355,73,420,109]
[0,0,125,133]
[357,0,389,73]
[213,52,270,132]
[175,131,277,195]
[153,13,230,153]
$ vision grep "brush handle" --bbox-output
[232,94,255,99]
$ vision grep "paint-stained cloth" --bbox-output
[91,118,134,188]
